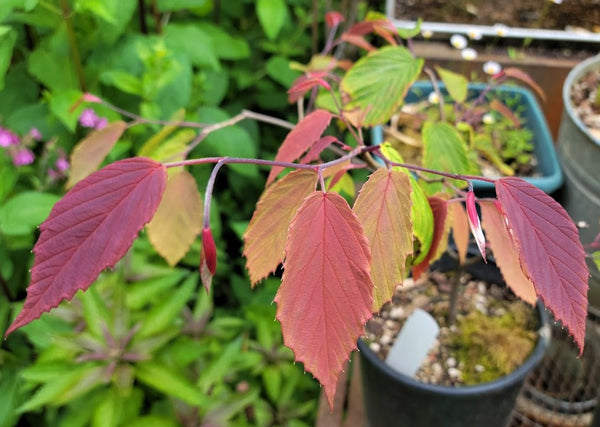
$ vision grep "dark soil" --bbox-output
[569,68,600,139]
[364,263,540,386]
[394,0,600,33]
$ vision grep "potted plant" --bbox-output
[372,75,563,195]
[357,246,552,427]
[556,53,600,314]
[3,11,589,424]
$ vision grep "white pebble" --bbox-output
[446,357,457,368]
[389,306,405,320]
[370,342,381,353]
[475,364,485,373]
[448,367,462,379]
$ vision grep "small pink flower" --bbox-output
[466,189,486,261]
[79,108,100,128]
[12,148,35,166]
[0,128,19,147]
[29,127,42,141]
[56,157,70,172]
[82,93,103,104]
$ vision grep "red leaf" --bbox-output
[267,110,332,185]
[275,192,373,409]
[200,227,217,293]
[412,197,448,280]
[288,73,331,104]
[466,190,486,260]
[495,177,588,352]
[501,67,546,101]
[300,136,340,164]
[340,33,376,52]
[354,169,413,309]
[325,11,345,28]
[243,170,318,285]
[5,157,167,336]
[480,200,537,305]
[448,201,469,265]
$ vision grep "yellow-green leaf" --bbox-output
[138,109,186,157]
[244,169,318,284]
[436,66,468,103]
[341,46,423,127]
[354,169,413,309]
[66,121,127,188]
[146,170,202,266]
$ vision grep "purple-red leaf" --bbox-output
[412,196,449,280]
[5,157,167,336]
[266,109,332,185]
[275,192,373,409]
[495,177,588,352]
[353,169,413,310]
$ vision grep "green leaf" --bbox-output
[194,107,258,177]
[164,24,220,70]
[157,0,212,12]
[256,0,288,40]
[137,272,197,337]
[0,26,17,91]
[127,416,179,427]
[197,23,250,60]
[0,365,24,427]
[196,338,243,393]
[266,55,301,88]
[341,46,423,126]
[18,365,105,413]
[379,142,433,264]
[27,28,79,92]
[262,365,282,403]
[0,192,60,236]
[0,152,17,203]
[397,18,422,39]
[79,285,110,340]
[74,0,117,23]
[135,361,207,406]
[125,270,188,310]
[48,89,84,132]
[593,251,600,272]
[436,66,468,103]
[421,121,471,194]
[100,70,143,96]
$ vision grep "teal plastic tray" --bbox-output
[371,81,563,194]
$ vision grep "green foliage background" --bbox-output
[0,1,373,425]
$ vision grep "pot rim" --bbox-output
[562,54,600,148]
[357,300,551,396]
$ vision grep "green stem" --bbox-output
[60,0,86,92]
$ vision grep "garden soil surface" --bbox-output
[364,263,540,386]
[394,0,600,34]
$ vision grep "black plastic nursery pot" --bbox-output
[358,302,550,427]
[556,54,600,314]
[358,251,551,427]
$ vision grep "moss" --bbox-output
[449,302,537,385]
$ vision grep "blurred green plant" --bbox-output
[2,235,318,426]
[0,0,353,424]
